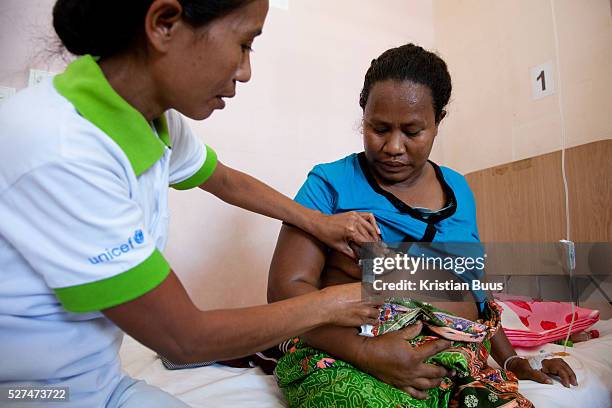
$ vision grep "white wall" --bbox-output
[0,0,435,309]
[0,1,66,87]
[431,0,612,174]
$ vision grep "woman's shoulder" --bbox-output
[0,80,67,186]
[436,163,471,190]
[309,153,360,180]
[1,78,107,154]
[434,163,477,209]
[0,79,128,190]
[0,79,64,134]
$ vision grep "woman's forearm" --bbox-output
[268,277,370,370]
[200,162,316,233]
[180,282,375,363]
[181,293,328,362]
[201,163,380,260]
[105,272,373,365]
[302,324,371,364]
[490,327,517,367]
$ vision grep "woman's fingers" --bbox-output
[351,305,380,326]
[347,213,378,243]
[321,283,380,326]
[542,359,576,388]
[359,212,380,234]
[320,211,381,256]
[354,222,374,244]
[557,368,572,388]
[418,363,454,379]
[401,386,429,400]
[542,362,567,387]
[565,361,578,386]
[528,369,553,385]
[357,212,381,238]
[410,377,443,390]
[557,359,578,386]
[356,304,380,323]
[414,339,453,361]
[334,233,359,259]
[337,243,356,259]
[542,359,577,387]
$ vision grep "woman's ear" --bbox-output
[359,117,367,150]
[144,0,184,53]
[436,109,447,124]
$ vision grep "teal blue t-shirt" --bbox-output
[295,153,480,243]
[294,152,487,307]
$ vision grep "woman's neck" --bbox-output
[98,53,165,121]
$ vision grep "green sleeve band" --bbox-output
[54,249,171,313]
[172,145,217,190]
[171,145,218,190]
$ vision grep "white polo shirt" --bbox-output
[0,56,217,407]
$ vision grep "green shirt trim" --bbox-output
[53,55,171,176]
[171,145,218,190]
[54,249,171,313]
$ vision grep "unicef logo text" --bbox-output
[88,230,146,265]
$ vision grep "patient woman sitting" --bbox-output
[267,44,576,407]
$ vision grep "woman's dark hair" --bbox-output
[359,43,452,122]
[53,0,254,58]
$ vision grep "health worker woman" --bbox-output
[0,1,381,407]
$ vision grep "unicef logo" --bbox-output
[88,230,147,265]
[134,230,145,245]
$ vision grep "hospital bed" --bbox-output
[119,319,612,407]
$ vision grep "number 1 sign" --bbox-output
[530,61,556,100]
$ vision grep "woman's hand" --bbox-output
[308,211,381,259]
[508,357,578,388]
[357,321,455,400]
[317,283,380,327]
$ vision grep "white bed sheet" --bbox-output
[511,318,612,408]
[120,319,612,407]
[119,337,285,407]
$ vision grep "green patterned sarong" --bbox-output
[275,299,533,408]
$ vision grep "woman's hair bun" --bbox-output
[52,0,151,57]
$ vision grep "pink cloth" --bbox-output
[494,294,600,347]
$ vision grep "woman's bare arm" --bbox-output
[267,224,369,359]
[200,162,379,258]
[103,270,378,363]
